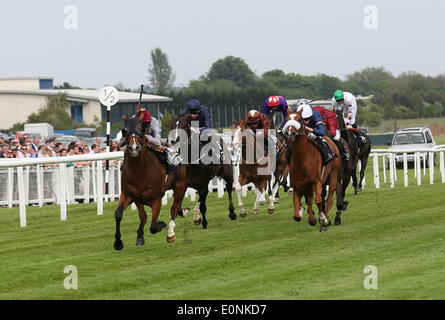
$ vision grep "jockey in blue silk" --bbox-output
[299,104,334,165]
[263,95,289,129]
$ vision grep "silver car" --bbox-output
[388,127,436,168]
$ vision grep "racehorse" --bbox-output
[283,111,342,232]
[232,111,275,216]
[169,113,236,229]
[114,114,187,250]
[336,110,371,194]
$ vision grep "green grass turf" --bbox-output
[0,164,444,300]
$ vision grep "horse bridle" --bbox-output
[127,133,145,153]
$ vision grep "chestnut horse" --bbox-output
[232,111,275,216]
[113,115,187,250]
[283,111,342,232]
[169,113,236,229]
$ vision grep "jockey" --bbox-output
[181,98,224,162]
[241,110,272,152]
[120,107,182,171]
[332,90,366,147]
[181,98,212,134]
[298,104,350,161]
[263,95,289,129]
[299,104,335,165]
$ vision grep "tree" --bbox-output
[148,47,176,95]
[53,82,81,89]
[206,56,257,88]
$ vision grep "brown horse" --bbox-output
[113,114,187,250]
[336,110,372,194]
[169,113,236,229]
[232,110,274,216]
[283,111,342,232]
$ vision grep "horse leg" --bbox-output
[292,191,303,222]
[352,161,359,195]
[193,200,201,226]
[253,188,261,215]
[149,199,167,235]
[221,166,236,220]
[166,173,187,243]
[198,190,209,229]
[114,193,133,250]
[268,177,280,214]
[358,156,369,191]
[135,202,147,246]
[236,176,247,217]
[306,192,317,226]
[314,182,328,232]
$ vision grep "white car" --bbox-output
[388,127,436,168]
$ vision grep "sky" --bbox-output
[0,0,444,89]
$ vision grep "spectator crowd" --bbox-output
[0,132,121,160]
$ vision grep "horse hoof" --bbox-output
[342,201,349,211]
[253,209,259,215]
[309,218,317,226]
[229,212,237,220]
[327,219,332,226]
[136,238,145,246]
[240,212,247,218]
[268,208,275,214]
[114,240,124,251]
[335,215,342,225]
[274,198,280,203]
[287,188,294,195]
[354,189,358,195]
[194,218,202,226]
[182,208,190,217]
[202,221,208,229]
[166,235,176,243]
[293,215,301,222]
[319,226,328,233]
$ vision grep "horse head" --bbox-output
[335,109,346,130]
[283,111,304,138]
[232,110,259,151]
[122,114,145,158]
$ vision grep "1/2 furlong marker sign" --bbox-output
[99,86,119,201]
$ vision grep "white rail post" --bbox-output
[423,153,426,176]
[17,166,27,227]
[440,151,445,183]
[96,160,103,215]
[7,167,13,208]
[83,166,90,203]
[36,165,44,207]
[382,155,387,183]
[416,152,422,186]
[389,153,395,188]
[403,153,408,187]
[373,153,380,189]
[59,163,67,221]
[429,152,434,185]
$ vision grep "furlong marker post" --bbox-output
[99,86,119,201]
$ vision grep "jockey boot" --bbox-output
[316,138,334,165]
[335,139,350,161]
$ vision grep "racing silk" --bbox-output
[241,111,270,139]
[312,106,339,138]
[331,91,357,125]
[181,104,212,131]
[305,109,327,137]
[148,117,162,145]
[263,96,289,128]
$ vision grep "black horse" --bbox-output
[336,110,372,194]
[169,114,236,229]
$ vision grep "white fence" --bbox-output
[2,145,444,228]
[369,146,445,189]
[0,152,243,228]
